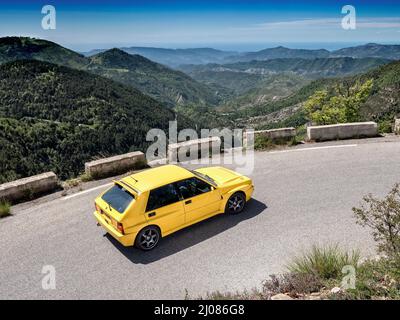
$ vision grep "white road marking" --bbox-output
[269,144,358,154]
[61,182,113,201]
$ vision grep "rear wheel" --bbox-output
[135,226,160,251]
[225,192,246,215]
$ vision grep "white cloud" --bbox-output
[242,17,400,30]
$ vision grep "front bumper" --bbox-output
[93,211,136,247]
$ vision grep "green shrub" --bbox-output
[254,135,274,150]
[262,273,323,297]
[254,135,297,151]
[378,120,393,134]
[353,183,400,262]
[304,79,373,125]
[0,200,11,218]
[287,244,360,280]
[329,258,400,300]
[79,173,93,182]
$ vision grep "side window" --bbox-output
[146,183,180,212]
[176,177,212,199]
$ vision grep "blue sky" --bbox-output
[0,0,399,51]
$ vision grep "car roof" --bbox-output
[119,164,194,192]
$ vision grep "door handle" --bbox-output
[185,200,192,205]
[148,212,156,218]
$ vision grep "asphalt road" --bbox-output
[1,137,400,299]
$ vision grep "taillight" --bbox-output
[117,222,125,235]
[95,203,101,213]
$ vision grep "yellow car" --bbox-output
[94,165,254,250]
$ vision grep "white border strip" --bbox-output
[61,182,113,201]
[269,144,358,154]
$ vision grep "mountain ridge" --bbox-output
[0,37,222,108]
[82,43,400,67]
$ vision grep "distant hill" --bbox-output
[331,43,400,60]
[0,36,87,69]
[0,37,221,108]
[84,47,237,67]
[181,57,390,81]
[82,43,400,68]
[225,46,330,63]
[0,60,181,183]
[87,48,221,107]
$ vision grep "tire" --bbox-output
[135,226,161,251]
[225,192,246,215]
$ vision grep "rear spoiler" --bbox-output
[114,180,140,195]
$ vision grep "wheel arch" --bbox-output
[134,224,162,246]
[222,188,246,211]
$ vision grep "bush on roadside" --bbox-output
[287,244,360,280]
[0,200,11,218]
[192,273,323,300]
[353,183,400,263]
[378,120,393,134]
[329,257,400,300]
[261,273,323,298]
[79,173,93,182]
[254,135,298,151]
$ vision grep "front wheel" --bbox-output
[135,226,161,251]
[225,192,246,215]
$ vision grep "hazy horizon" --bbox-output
[75,41,400,53]
[1,1,400,53]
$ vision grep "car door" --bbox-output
[175,177,221,224]
[145,183,185,234]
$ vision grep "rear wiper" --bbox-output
[104,200,113,212]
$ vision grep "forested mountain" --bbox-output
[0,60,186,183]
[84,47,237,67]
[235,60,400,129]
[0,37,87,69]
[87,49,221,107]
[83,44,400,67]
[331,43,400,60]
[179,57,389,111]
[0,37,222,108]
[225,46,330,63]
[181,57,390,82]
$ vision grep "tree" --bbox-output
[353,183,400,263]
[304,79,373,125]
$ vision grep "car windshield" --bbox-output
[101,184,135,214]
[190,170,217,187]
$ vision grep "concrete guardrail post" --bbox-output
[85,151,146,179]
[0,172,58,203]
[307,122,378,142]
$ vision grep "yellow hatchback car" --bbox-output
[94,165,254,250]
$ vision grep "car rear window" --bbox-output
[101,184,135,214]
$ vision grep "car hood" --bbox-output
[195,166,247,186]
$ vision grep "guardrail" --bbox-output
[307,122,378,142]
[395,119,400,135]
[85,151,146,179]
[0,172,58,203]
[168,137,221,163]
